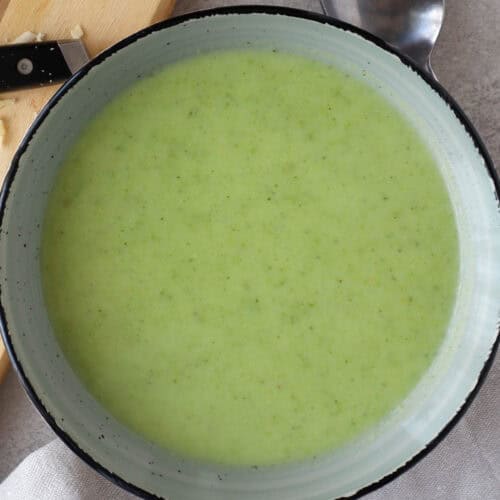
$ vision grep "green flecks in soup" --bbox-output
[41,50,458,466]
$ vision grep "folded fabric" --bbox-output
[0,440,134,500]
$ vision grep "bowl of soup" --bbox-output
[1,7,499,499]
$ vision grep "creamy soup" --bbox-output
[41,50,458,465]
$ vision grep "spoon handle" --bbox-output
[320,0,444,80]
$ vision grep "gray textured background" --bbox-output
[1,0,499,497]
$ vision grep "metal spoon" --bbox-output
[320,0,445,79]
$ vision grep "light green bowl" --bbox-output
[1,7,499,500]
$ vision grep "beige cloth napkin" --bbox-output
[1,353,499,500]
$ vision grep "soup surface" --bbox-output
[42,50,458,465]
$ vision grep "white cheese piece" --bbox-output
[11,31,37,44]
[70,24,84,39]
[11,31,46,44]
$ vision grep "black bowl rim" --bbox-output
[0,5,498,500]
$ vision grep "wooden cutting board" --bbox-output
[0,0,176,383]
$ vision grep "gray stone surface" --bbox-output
[1,0,499,496]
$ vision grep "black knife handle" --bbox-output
[0,42,72,92]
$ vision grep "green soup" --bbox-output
[42,50,458,466]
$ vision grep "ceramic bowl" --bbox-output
[1,7,499,500]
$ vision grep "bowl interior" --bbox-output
[1,10,499,500]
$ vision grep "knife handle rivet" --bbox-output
[17,58,34,76]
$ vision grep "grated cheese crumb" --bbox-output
[0,98,16,109]
[11,31,46,44]
[70,24,84,39]
[11,31,37,44]
[0,119,6,146]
